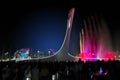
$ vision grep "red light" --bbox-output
[105,53,115,61]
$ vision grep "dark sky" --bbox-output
[0,0,120,53]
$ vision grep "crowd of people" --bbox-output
[0,59,120,80]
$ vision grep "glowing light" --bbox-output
[105,53,115,61]
[67,8,75,29]
[26,51,29,54]
[104,70,108,75]
[37,50,40,53]
[52,75,55,80]
[119,55,120,58]
[68,20,71,28]
[26,77,30,80]
[99,67,103,74]
[92,53,95,56]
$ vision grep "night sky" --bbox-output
[1,0,120,54]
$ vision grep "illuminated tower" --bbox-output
[41,8,75,61]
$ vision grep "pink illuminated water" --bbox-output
[79,16,115,61]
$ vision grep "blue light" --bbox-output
[99,67,103,74]
[20,52,27,58]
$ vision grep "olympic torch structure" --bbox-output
[40,8,76,61]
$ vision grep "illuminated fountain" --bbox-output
[79,16,115,61]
